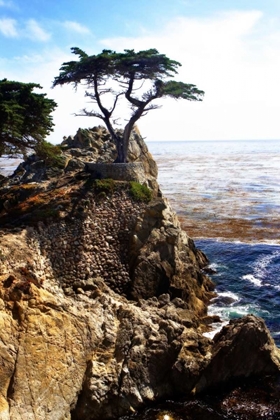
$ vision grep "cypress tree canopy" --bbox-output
[53,48,204,163]
[0,79,57,156]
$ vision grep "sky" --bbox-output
[1,0,280,143]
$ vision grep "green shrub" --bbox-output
[35,141,65,169]
[129,181,151,202]
[94,178,115,194]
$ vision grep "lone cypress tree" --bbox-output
[53,48,204,163]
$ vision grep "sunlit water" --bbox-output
[148,140,280,242]
[148,140,280,346]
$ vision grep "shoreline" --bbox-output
[194,236,280,246]
[196,238,280,348]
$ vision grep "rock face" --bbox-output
[0,127,279,419]
[194,315,280,393]
[7,126,158,190]
[129,198,213,315]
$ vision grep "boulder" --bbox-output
[194,315,280,393]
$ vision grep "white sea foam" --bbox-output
[209,290,240,307]
[209,302,270,321]
[203,321,228,340]
[242,274,262,287]
[217,291,240,301]
[229,305,269,318]
[208,262,219,271]
[252,250,280,282]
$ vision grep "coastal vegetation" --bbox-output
[34,140,65,169]
[129,181,152,202]
[0,49,203,166]
[0,79,57,157]
[94,178,115,194]
[1,45,279,420]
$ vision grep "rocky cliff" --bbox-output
[0,128,279,420]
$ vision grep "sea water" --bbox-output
[148,140,280,347]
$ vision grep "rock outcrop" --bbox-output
[7,126,158,191]
[0,127,279,420]
[194,315,280,393]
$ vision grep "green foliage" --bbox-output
[129,181,152,202]
[53,48,204,163]
[0,79,57,156]
[159,80,204,101]
[34,140,65,168]
[94,178,115,194]
[54,48,182,86]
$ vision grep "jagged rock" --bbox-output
[129,197,215,315]
[65,158,85,172]
[193,315,280,393]
[61,126,158,189]
[0,269,211,420]
[5,126,157,190]
[0,127,279,419]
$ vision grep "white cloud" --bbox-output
[25,19,51,42]
[63,20,91,35]
[0,18,51,42]
[0,0,14,7]
[0,18,17,37]
[1,10,280,142]
[99,10,280,141]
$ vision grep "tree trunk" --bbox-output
[121,133,129,164]
[113,134,126,163]
[121,104,146,163]
[121,121,135,163]
[102,116,126,163]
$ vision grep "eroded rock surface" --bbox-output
[0,127,279,419]
[194,315,280,394]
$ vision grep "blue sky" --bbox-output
[1,0,280,142]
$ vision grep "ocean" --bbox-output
[147,140,280,347]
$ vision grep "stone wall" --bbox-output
[30,191,146,297]
[85,162,146,183]
[0,187,212,312]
